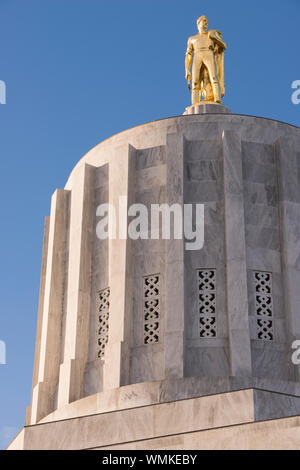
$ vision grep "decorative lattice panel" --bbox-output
[143,275,160,344]
[97,287,110,358]
[198,269,217,338]
[254,271,274,340]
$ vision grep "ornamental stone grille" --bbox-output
[97,287,110,358]
[197,269,217,338]
[254,271,274,341]
[143,274,160,344]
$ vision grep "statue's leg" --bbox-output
[204,54,221,103]
[192,87,200,105]
[191,59,202,105]
[201,67,214,102]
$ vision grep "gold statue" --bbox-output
[185,15,227,106]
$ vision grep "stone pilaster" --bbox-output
[31,189,70,423]
[276,137,300,381]
[103,144,136,390]
[84,163,109,396]
[27,217,50,425]
[164,133,185,379]
[57,164,95,407]
[222,130,252,377]
[32,217,50,390]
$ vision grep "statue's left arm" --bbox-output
[209,30,227,98]
[208,29,227,51]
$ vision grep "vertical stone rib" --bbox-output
[165,133,185,379]
[121,144,136,386]
[103,144,136,390]
[57,164,95,406]
[32,216,50,389]
[30,189,70,423]
[222,130,252,377]
[27,217,50,425]
[276,137,300,381]
[83,164,109,396]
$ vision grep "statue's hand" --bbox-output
[186,71,192,81]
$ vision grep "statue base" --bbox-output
[183,101,232,115]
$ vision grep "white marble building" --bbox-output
[8,107,300,449]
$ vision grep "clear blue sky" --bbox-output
[0,0,299,449]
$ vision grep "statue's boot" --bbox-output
[191,88,200,106]
[212,82,222,104]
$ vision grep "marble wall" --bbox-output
[27,113,300,427]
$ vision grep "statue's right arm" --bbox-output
[185,38,193,79]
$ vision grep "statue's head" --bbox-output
[197,15,208,32]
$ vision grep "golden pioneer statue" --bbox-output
[185,15,227,105]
